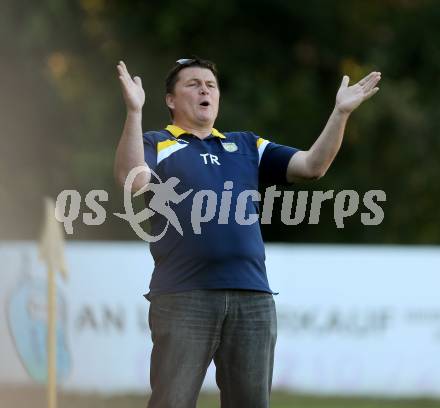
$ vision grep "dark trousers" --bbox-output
[147,289,277,408]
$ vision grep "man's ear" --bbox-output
[165,93,175,110]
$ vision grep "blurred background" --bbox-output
[1,0,440,407]
[2,0,440,243]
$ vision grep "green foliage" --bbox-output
[1,0,439,243]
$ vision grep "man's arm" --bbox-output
[114,60,151,192]
[287,72,381,183]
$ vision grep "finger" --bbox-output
[117,63,129,81]
[118,60,132,81]
[340,75,350,89]
[118,75,130,92]
[358,71,377,86]
[117,61,126,72]
[363,87,379,100]
[118,74,128,85]
[362,74,381,93]
[119,60,128,72]
[118,78,126,91]
[360,72,381,88]
[133,76,142,87]
[116,64,126,77]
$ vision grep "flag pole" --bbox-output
[39,197,68,408]
[47,266,57,408]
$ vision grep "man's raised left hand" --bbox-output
[335,71,381,114]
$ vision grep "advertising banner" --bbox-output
[1,242,439,396]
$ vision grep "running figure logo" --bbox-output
[114,166,192,242]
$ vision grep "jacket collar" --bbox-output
[165,124,226,139]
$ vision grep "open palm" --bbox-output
[117,60,145,112]
[336,72,381,114]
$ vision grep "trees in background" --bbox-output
[1,0,439,243]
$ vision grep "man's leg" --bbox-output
[147,290,224,408]
[213,290,277,408]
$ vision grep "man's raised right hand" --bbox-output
[117,60,145,113]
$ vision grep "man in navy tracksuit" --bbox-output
[114,57,381,407]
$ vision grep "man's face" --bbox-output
[166,67,220,127]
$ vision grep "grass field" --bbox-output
[2,388,440,408]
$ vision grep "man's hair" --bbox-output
[165,57,219,95]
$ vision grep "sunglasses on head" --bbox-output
[176,58,196,66]
[175,58,216,74]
